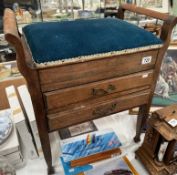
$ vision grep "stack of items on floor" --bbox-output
[58,119,140,175]
[5,85,38,160]
[0,59,39,173]
[0,109,24,169]
[0,84,42,173]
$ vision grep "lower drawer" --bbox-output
[47,89,150,131]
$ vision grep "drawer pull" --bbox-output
[92,103,117,117]
[92,84,116,96]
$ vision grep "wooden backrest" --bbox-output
[3,8,20,44]
[118,3,177,46]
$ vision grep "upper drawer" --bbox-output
[39,50,159,92]
[44,70,154,111]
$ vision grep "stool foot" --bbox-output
[48,166,55,175]
[134,136,140,143]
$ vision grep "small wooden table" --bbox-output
[136,105,177,175]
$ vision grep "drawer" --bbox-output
[39,50,158,92]
[47,89,150,131]
[44,70,154,111]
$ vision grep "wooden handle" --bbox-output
[92,84,116,96]
[3,8,32,76]
[92,103,117,117]
[117,3,177,44]
[3,8,20,41]
[119,3,169,21]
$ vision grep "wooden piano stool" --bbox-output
[3,4,177,174]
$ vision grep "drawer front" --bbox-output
[44,70,154,111]
[39,50,158,92]
[48,89,150,131]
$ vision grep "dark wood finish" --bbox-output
[141,126,161,158]
[136,147,177,175]
[136,105,177,175]
[164,140,177,165]
[3,4,177,174]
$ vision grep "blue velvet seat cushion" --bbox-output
[22,18,163,65]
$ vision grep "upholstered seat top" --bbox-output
[23,18,163,66]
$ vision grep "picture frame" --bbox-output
[136,0,169,13]
[59,121,97,139]
[152,47,177,106]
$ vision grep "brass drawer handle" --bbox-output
[92,84,116,96]
[92,103,117,117]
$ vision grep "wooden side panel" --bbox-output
[39,50,158,92]
[44,70,154,110]
[48,90,150,131]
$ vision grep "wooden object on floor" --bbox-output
[3,3,177,174]
[0,77,26,110]
[71,148,121,167]
[136,147,177,175]
[153,104,177,122]
[136,105,177,175]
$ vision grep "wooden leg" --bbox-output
[134,104,149,142]
[38,128,55,175]
[33,112,54,174]
[26,81,55,175]
[35,113,55,174]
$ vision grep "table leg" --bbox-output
[39,130,55,175]
[27,82,54,174]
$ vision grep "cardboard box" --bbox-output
[17,85,42,154]
[0,109,24,167]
